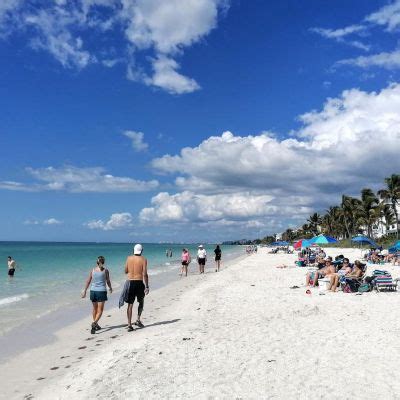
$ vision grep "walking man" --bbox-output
[197,245,207,274]
[124,244,149,331]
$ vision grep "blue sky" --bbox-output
[1,0,400,242]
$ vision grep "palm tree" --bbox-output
[382,204,395,232]
[340,195,361,238]
[307,213,322,235]
[356,188,380,238]
[378,174,400,239]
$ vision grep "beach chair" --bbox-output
[341,265,367,293]
[372,270,397,292]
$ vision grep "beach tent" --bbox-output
[270,241,289,246]
[309,234,338,245]
[351,235,378,247]
[388,240,400,253]
[293,239,312,250]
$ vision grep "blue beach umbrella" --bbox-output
[293,239,312,249]
[351,235,378,247]
[270,241,289,246]
[388,240,400,253]
[309,234,338,245]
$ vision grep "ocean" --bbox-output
[0,242,243,338]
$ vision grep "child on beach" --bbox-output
[81,256,113,334]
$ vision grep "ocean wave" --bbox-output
[0,293,29,307]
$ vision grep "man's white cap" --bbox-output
[134,244,143,255]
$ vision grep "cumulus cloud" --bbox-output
[145,83,400,229]
[0,0,227,93]
[140,192,276,223]
[144,56,200,94]
[85,212,133,230]
[123,130,149,152]
[0,165,159,193]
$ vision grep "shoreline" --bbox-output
[4,247,400,399]
[0,251,248,399]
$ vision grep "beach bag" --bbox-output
[343,280,360,293]
[358,283,371,293]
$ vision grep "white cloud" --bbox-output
[43,218,63,225]
[123,130,148,152]
[337,50,400,69]
[145,83,400,228]
[23,218,62,225]
[366,0,400,31]
[144,56,200,94]
[0,166,159,193]
[310,25,370,51]
[0,0,227,93]
[86,212,133,230]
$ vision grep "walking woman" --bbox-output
[82,256,113,334]
[214,245,222,272]
[180,248,191,277]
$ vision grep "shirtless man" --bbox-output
[7,256,16,277]
[305,259,335,287]
[124,244,149,332]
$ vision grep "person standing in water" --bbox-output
[180,248,191,277]
[214,245,222,272]
[197,245,207,274]
[82,256,113,334]
[7,256,17,277]
[124,244,149,331]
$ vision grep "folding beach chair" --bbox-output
[373,270,397,292]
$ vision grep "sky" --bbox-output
[0,0,400,243]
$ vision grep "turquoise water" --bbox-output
[0,242,243,336]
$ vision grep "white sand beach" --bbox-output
[2,247,400,399]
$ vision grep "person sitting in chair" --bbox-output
[305,259,335,287]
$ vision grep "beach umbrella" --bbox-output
[309,234,338,245]
[388,240,400,253]
[270,240,289,246]
[351,235,378,247]
[293,239,312,249]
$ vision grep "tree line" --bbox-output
[278,174,400,242]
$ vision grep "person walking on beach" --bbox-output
[180,248,191,277]
[7,256,16,277]
[214,245,222,272]
[81,256,113,334]
[197,245,207,274]
[124,244,149,331]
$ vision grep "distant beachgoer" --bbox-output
[169,249,173,258]
[214,245,222,272]
[180,248,191,277]
[197,245,207,274]
[81,256,113,334]
[124,244,149,331]
[7,256,16,277]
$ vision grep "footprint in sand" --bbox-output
[60,355,69,359]
[78,346,87,350]
[95,344,101,346]
[85,337,94,341]
[78,357,83,360]
[50,367,59,371]
[36,377,46,381]
[107,315,111,317]
[96,339,104,342]
[110,335,118,339]
[65,365,71,369]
